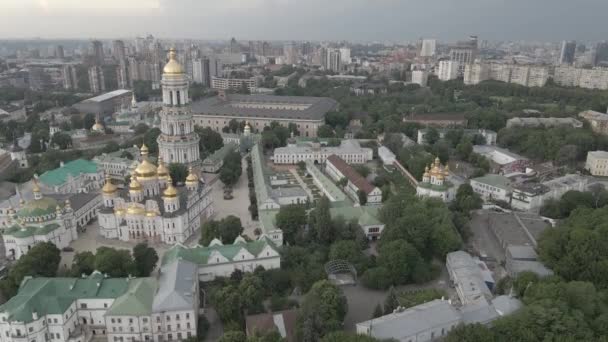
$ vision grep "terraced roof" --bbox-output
[3,223,61,238]
[161,237,278,266]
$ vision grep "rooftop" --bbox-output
[82,89,132,103]
[473,145,528,165]
[38,159,98,186]
[161,236,279,267]
[579,110,608,121]
[191,94,338,121]
[471,174,512,191]
[588,150,608,159]
[326,155,375,194]
[357,299,461,341]
[483,211,550,248]
[153,260,198,312]
[446,251,493,304]
[106,278,157,316]
[274,139,372,156]
[0,272,129,323]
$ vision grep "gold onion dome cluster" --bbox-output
[425,157,449,180]
[126,203,146,215]
[163,48,185,74]
[163,177,178,198]
[134,144,157,179]
[156,156,170,180]
[185,166,199,185]
[102,172,118,194]
[129,171,143,192]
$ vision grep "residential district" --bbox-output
[0,35,606,342]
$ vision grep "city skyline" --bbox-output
[0,0,607,42]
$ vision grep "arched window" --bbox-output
[176,91,181,106]
[169,124,174,135]
[169,91,173,105]
[180,123,185,135]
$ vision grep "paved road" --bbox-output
[206,157,260,239]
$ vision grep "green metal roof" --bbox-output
[3,223,62,238]
[471,174,512,191]
[0,273,129,323]
[329,206,383,226]
[106,278,157,316]
[161,237,279,266]
[203,142,238,164]
[417,181,453,191]
[39,159,98,186]
[17,197,59,218]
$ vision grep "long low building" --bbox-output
[0,259,199,342]
[273,139,373,165]
[192,93,339,137]
[326,155,382,205]
[161,236,281,282]
[356,296,522,342]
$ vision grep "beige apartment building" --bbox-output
[585,151,608,176]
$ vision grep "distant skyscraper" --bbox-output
[55,45,65,59]
[91,40,104,65]
[449,36,478,73]
[328,49,342,72]
[62,65,78,90]
[339,48,351,64]
[559,40,577,65]
[438,60,459,81]
[284,42,297,65]
[230,37,239,54]
[117,62,129,89]
[192,57,211,86]
[419,39,436,57]
[88,66,106,93]
[301,42,314,56]
[594,42,608,66]
[112,40,126,62]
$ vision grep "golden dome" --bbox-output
[434,156,441,166]
[444,164,450,177]
[126,203,146,216]
[91,118,104,132]
[115,208,126,216]
[163,48,185,75]
[185,167,199,184]
[163,177,178,198]
[145,210,160,217]
[423,165,430,178]
[156,157,169,179]
[134,159,157,179]
[129,176,142,192]
[102,173,118,194]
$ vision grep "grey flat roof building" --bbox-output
[152,259,198,313]
[191,94,339,121]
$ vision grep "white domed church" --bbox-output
[97,49,214,244]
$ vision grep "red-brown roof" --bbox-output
[246,310,297,342]
[327,155,375,194]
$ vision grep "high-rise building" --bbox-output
[112,40,126,62]
[192,57,211,85]
[419,39,437,57]
[328,49,342,72]
[157,48,200,165]
[91,40,104,65]
[88,66,106,93]
[116,62,129,89]
[230,37,239,54]
[55,45,65,59]
[283,42,297,65]
[559,40,577,65]
[62,65,78,90]
[301,42,314,56]
[449,36,478,73]
[411,70,429,87]
[593,42,608,66]
[339,48,351,64]
[437,60,460,81]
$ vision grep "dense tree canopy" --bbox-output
[296,280,348,342]
[0,242,61,298]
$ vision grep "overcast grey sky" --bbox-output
[0,0,606,42]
